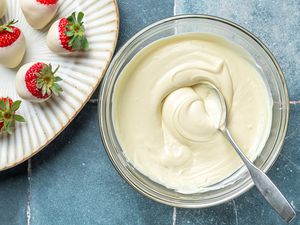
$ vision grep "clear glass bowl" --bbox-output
[98,15,289,208]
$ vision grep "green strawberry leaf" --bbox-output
[54,76,63,82]
[65,30,74,37]
[36,64,63,97]
[11,100,22,111]
[0,100,5,110]
[42,85,47,96]
[65,12,89,51]
[0,98,25,135]
[0,20,18,33]
[14,115,26,122]
[78,12,84,23]
[5,99,9,110]
[3,120,13,135]
[82,36,89,50]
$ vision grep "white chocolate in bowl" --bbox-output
[112,33,272,194]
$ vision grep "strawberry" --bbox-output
[47,11,89,54]
[0,0,7,19]
[0,20,26,68]
[0,97,25,134]
[20,0,59,29]
[16,62,63,103]
[0,20,21,47]
[36,0,57,4]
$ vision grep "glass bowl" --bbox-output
[98,15,289,208]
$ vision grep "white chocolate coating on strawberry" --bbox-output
[47,19,70,54]
[20,0,59,29]
[16,62,51,103]
[0,33,26,68]
[0,0,7,19]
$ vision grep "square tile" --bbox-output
[0,164,28,225]
[30,105,173,225]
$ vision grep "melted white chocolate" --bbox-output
[20,0,58,29]
[113,33,272,194]
[0,33,26,68]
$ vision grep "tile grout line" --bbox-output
[172,1,177,225]
[289,100,300,105]
[88,99,99,104]
[232,200,239,225]
[26,159,32,225]
[173,0,177,15]
[172,207,177,225]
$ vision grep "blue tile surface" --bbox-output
[30,104,172,225]
[0,165,28,225]
[176,201,238,225]
[117,0,174,48]
[0,1,300,225]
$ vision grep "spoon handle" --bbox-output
[223,129,296,223]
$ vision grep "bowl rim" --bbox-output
[98,14,290,208]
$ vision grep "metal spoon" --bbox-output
[204,83,296,223]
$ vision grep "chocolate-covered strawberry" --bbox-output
[0,20,26,68]
[47,11,89,54]
[20,0,59,29]
[0,97,25,134]
[16,62,63,103]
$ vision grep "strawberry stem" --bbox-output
[65,12,89,51]
[36,64,63,97]
[0,98,25,135]
[0,20,18,33]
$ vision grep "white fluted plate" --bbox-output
[0,0,119,171]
